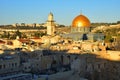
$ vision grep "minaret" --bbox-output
[46,12,55,35]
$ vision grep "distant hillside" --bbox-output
[56,27,71,34]
[92,23,120,42]
[91,21,120,28]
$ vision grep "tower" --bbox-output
[46,12,55,35]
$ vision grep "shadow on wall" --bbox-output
[0,49,120,80]
[49,50,120,80]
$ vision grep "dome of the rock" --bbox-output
[72,14,91,27]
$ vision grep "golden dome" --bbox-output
[72,14,91,27]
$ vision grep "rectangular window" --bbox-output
[12,63,14,67]
[3,64,5,69]
[15,63,17,67]
[0,65,2,69]
[98,64,100,69]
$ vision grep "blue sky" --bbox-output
[0,0,120,25]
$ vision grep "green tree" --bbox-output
[15,30,22,38]
[34,31,46,37]
[1,31,10,39]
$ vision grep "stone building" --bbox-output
[62,13,104,42]
[0,54,20,75]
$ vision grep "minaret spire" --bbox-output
[46,12,55,35]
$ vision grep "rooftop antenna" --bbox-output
[80,10,82,15]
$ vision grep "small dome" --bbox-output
[72,14,91,28]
